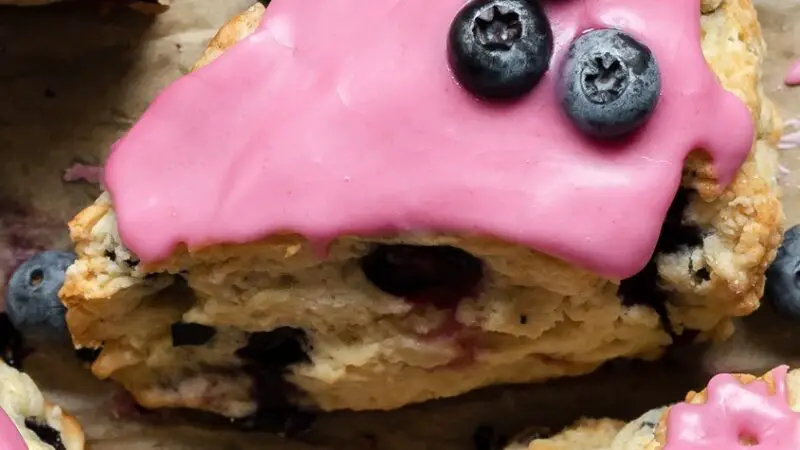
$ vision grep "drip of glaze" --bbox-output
[786,60,800,86]
[664,366,800,449]
[104,0,753,280]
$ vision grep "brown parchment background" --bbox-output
[0,1,799,449]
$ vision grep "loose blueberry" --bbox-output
[448,0,553,99]
[5,251,75,339]
[170,322,216,347]
[766,225,800,318]
[360,244,484,309]
[559,29,660,138]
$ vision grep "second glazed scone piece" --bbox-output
[61,0,781,422]
[0,360,84,450]
[508,366,800,450]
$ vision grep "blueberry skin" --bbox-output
[559,29,661,139]
[5,251,75,338]
[766,225,800,318]
[448,0,553,100]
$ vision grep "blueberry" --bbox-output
[448,0,553,100]
[360,245,484,309]
[559,29,660,138]
[5,251,75,339]
[235,327,309,369]
[74,346,102,363]
[24,418,65,450]
[766,225,800,318]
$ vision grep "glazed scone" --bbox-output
[60,0,782,422]
[507,366,800,449]
[0,360,84,450]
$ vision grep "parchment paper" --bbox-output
[0,1,799,449]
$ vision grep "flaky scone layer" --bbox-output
[60,0,782,414]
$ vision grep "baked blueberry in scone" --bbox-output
[59,0,782,422]
[0,360,84,450]
[504,366,800,450]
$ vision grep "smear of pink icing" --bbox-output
[665,366,800,449]
[103,0,754,279]
[786,60,800,86]
[63,163,104,185]
[0,408,27,450]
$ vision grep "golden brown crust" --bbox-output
[505,419,625,450]
[44,401,85,450]
[60,0,783,414]
[192,2,266,71]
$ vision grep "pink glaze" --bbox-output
[63,163,104,185]
[786,60,800,86]
[104,0,754,279]
[0,408,28,450]
[665,366,800,449]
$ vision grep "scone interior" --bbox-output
[60,0,782,419]
[510,366,800,450]
[0,361,84,450]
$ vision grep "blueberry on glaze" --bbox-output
[170,322,216,347]
[360,245,484,309]
[559,29,660,139]
[766,225,800,318]
[448,0,553,99]
[5,251,75,339]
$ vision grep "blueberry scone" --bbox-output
[0,360,84,450]
[60,0,783,422]
[506,366,800,449]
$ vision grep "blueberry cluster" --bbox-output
[448,0,661,138]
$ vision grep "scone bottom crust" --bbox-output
[59,0,782,423]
